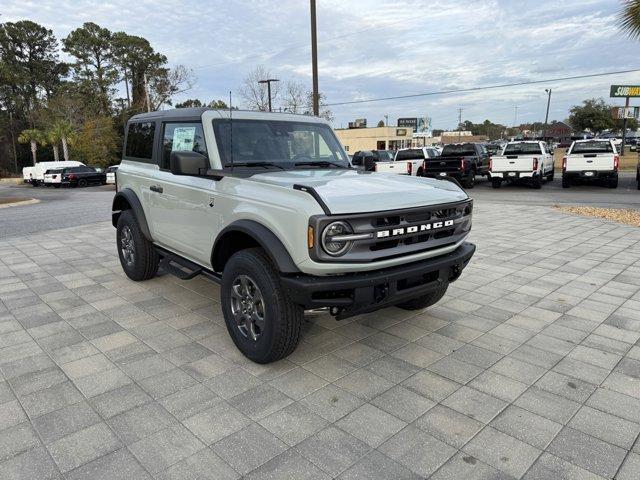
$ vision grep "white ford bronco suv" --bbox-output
[112,108,475,363]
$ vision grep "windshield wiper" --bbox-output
[294,160,348,169]
[224,162,285,170]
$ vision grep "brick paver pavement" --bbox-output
[0,204,639,479]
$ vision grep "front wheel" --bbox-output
[221,248,302,363]
[396,284,448,311]
[116,210,159,281]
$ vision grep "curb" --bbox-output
[0,198,40,209]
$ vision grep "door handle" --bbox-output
[150,185,163,193]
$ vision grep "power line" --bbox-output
[325,68,640,107]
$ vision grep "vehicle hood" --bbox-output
[248,169,469,214]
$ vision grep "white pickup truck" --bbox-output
[562,139,619,188]
[374,147,439,176]
[490,141,554,189]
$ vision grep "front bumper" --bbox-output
[281,242,475,319]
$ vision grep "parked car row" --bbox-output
[352,138,635,190]
[22,162,118,188]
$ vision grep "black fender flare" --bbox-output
[111,188,152,241]
[212,220,299,273]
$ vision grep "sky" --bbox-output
[3,0,640,129]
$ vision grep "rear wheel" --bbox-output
[607,175,618,189]
[531,173,542,189]
[462,170,475,189]
[491,178,501,189]
[562,175,570,188]
[548,168,555,181]
[77,178,88,188]
[221,248,302,363]
[116,210,159,281]
[396,284,448,310]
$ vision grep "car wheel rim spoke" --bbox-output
[229,274,264,342]
[120,227,135,266]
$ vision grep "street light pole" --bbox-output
[258,79,280,112]
[543,88,552,141]
[310,0,319,116]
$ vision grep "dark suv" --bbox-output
[62,166,106,187]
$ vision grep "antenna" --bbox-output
[229,90,234,171]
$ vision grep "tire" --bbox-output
[54,185,60,188]
[531,173,542,189]
[548,168,555,181]
[562,176,570,188]
[116,210,159,281]
[416,168,424,177]
[77,179,88,188]
[491,178,501,189]
[607,175,618,189]
[396,283,448,311]
[221,248,302,363]
[462,170,475,189]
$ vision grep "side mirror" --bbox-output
[170,151,209,176]
[364,156,375,171]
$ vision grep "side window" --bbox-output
[125,122,155,161]
[161,122,207,170]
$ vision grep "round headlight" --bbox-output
[321,221,353,256]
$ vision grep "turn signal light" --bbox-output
[489,158,493,172]
[613,155,620,171]
[307,226,315,249]
[562,157,567,171]
[407,162,412,175]
[532,158,539,171]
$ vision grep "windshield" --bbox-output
[213,119,349,169]
[570,141,615,154]
[441,144,476,156]
[503,143,542,155]
[395,149,425,160]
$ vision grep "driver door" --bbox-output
[147,121,221,267]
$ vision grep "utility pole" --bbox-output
[457,108,462,142]
[8,110,18,173]
[543,89,552,141]
[310,0,319,116]
[621,95,630,153]
[143,73,151,113]
[258,79,280,112]
[384,114,389,127]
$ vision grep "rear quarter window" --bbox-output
[125,122,156,161]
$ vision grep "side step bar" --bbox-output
[156,247,222,284]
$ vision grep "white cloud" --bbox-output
[2,0,639,128]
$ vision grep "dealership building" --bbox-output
[336,119,487,152]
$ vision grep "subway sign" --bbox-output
[610,85,640,97]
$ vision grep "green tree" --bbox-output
[207,99,230,109]
[0,20,66,119]
[568,98,615,134]
[49,120,74,161]
[377,120,385,127]
[111,32,166,111]
[175,98,202,108]
[72,116,118,167]
[620,0,640,38]
[63,22,118,114]
[18,128,45,164]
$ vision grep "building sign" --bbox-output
[612,107,640,119]
[397,117,426,133]
[610,85,640,97]
[396,128,408,136]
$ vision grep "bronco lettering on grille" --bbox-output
[376,219,454,238]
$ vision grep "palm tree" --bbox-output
[50,120,75,161]
[18,129,45,165]
[620,1,640,38]
[46,128,61,162]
